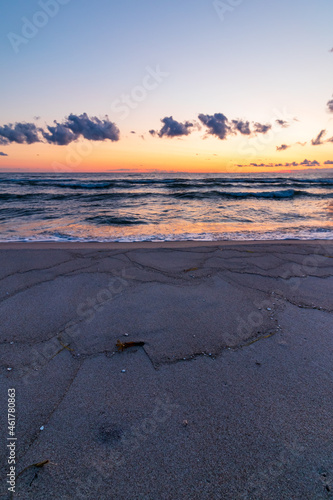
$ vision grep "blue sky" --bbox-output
[0,0,332,172]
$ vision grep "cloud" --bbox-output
[327,98,333,113]
[297,141,307,146]
[300,159,320,166]
[42,123,79,146]
[250,163,265,167]
[0,122,42,145]
[324,160,333,164]
[0,114,120,146]
[327,136,333,143]
[198,113,231,140]
[311,129,326,146]
[276,144,290,151]
[253,122,272,134]
[284,162,299,167]
[0,152,8,156]
[231,120,251,135]
[65,113,119,142]
[151,114,276,141]
[275,119,289,128]
[150,116,193,138]
[330,48,333,53]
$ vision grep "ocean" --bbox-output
[0,172,333,242]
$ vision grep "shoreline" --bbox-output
[0,238,332,250]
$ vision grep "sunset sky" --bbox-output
[0,0,332,173]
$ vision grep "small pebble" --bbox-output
[267,308,272,311]
[40,426,44,431]
[124,333,129,337]
[182,420,188,427]
[10,342,14,345]
[121,369,126,373]
[7,368,12,371]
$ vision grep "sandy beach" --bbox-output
[1,240,333,499]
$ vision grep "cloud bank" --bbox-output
[0,122,41,145]
[198,114,272,140]
[300,159,320,166]
[0,114,120,146]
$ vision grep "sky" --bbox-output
[0,0,332,173]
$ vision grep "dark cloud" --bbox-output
[250,163,265,167]
[232,120,251,135]
[65,113,119,142]
[311,129,326,146]
[327,136,333,143]
[151,114,275,141]
[275,119,289,128]
[198,113,231,140]
[0,114,120,146]
[155,116,193,138]
[324,160,333,164]
[276,144,290,151]
[0,122,41,145]
[253,122,272,134]
[327,98,333,113]
[284,162,299,167]
[42,123,79,146]
[300,159,320,166]
[0,152,8,156]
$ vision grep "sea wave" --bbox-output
[86,215,147,225]
[171,189,331,200]
[1,176,333,190]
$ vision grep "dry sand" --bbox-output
[0,241,333,499]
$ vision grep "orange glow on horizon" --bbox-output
[0,134,332,174]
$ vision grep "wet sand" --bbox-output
[1,241,333,499]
